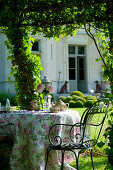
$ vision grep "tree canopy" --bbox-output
[0,0,113,107]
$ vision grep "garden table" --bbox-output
[0,109,80,170]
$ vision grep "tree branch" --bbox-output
[84,24,108,68]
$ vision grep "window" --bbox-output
[69,58,76,80]
[68,46,75,54]
[78,58,84,80]
[78,46,84,54]
[32,41,40,51]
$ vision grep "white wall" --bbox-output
[0,33,15,94]
[0,33,6,91]
[0,30,110,95]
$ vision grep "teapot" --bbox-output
[54,99,68,111]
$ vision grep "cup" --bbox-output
[50,107,60,113]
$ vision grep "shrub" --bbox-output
[70,91,84,97]
[89,96,98,102]
[72,96,86,104]
[0,92,17,106]
[9,95,17,106]
[57,96,66,102]
[84,95,97,102]
[65,96,73,103]
[72,95,79,100]
[79,97,86,104]
[84,95,91,100]
[69,100,76,108]
[84,100,94,108]
[75,100,84,108]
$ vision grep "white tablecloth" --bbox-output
[0,110,80,170]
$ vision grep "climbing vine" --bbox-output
[4,27,43,109]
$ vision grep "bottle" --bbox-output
[0,102,1,111]
[6,98,10,108]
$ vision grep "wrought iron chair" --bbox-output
[45,98,109,170]
[0,123,15,168]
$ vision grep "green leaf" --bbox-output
[97,141,105,148]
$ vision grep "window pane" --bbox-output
[78,46,84,54]
[69,46,75,54]
[69,58,75,68]
[79,58,84,69]
[69,69,76,80]
[32,41,39,51]
[79,70,84,80]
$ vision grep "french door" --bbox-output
[68,45,87,93]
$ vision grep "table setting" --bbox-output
[0,77,81,169]
[0,107,80,170]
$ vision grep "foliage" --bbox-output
[57,96,66,103]
[84,96,98,102]
[0,92,17,106]
[0,2,113,169]
[65,96,73,103]
[104,109,113,168]
[75,100,84,108]
[0,1,113,166]
[70,91,84,97]
[0,1,113,104]
[65,92,97,108]
[69,100,76,108]
[84,95,91,100]
[84,100,95,108]
[2,27,43,109]
[72,96,86,104]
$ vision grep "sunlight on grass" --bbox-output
[10,106,19,110]
[70,156,107,170]
[68,108,86,116]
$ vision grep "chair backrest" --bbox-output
[48,98,109,147]
[79,98,109,147]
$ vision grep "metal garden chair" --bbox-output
[45,98,109,170]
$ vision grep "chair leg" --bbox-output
[45,149,50,170]
[76,152,79,170]
[61,150,65,170]
[90,149,94,170]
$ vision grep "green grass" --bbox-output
[68,107,86,116]
[10,106,19,110]
[69,156,107,170]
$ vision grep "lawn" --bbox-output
[69,156,107,170]
[68,107,110,170]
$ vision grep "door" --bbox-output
[68,45,87,93]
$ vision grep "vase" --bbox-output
[43,95,48,110]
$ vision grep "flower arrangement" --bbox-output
[37,77,54,109]
[37,83,54,95]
